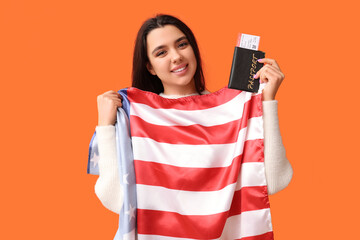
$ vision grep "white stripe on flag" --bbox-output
[246,116,264,141]
[136,162,266,215]
[130,91,249,126]
[138,234,219,240]
[132,117,263,168]
[220,208,273,239]
[137,183,236,215]
[236,162,267,191]
[122,229,136,240]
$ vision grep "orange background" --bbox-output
[1,0,359,239]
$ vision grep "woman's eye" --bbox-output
[156,50,166,57]
[179,42,188,48]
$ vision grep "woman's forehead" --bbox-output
[147,25,186,48]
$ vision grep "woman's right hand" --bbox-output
[97,90,123,126]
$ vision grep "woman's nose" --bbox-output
[171,49,182,63]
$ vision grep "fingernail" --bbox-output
[253,74,257,79]
[257,59,262,62]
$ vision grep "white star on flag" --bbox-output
[90,152,99,167]
[123,173,129,184]
[125,204,136,222]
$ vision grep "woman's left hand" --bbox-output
[254,58,285,101]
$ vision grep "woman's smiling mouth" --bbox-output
[171,64,188,74]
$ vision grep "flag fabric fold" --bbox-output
[88,85,274,240]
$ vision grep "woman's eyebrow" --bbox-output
[151,36,188,55]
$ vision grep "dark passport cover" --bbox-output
[228,46,265,92]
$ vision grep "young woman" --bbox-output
[94,13,293,233]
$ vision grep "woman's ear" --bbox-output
[146,62,156,75]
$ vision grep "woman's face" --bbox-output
[146,25,197,95]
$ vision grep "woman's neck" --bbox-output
[162,89,197,96]
[160,89,211,99]
[162,81,197,96]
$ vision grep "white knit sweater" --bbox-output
[94,93,293,214]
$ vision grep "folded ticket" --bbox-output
[237,33,260,50]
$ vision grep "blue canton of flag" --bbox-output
[88,89,137,240]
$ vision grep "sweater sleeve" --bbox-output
[262,100,293,195]
[94,125,123,214]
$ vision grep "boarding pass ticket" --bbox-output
[237,33,260,50]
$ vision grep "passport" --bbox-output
[228,34,265,93]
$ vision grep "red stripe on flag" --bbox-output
[135,156,241,191]
[137,209,228,239]
[131,116,241,144]
[134,139,264,191]
[248,93,262,118]
[130,94,262,144]
[229,186,270,217]
[127,87,242,110]
[236,231,274,240]
[243,139,264,163]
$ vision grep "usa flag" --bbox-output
[88,85,273,240]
